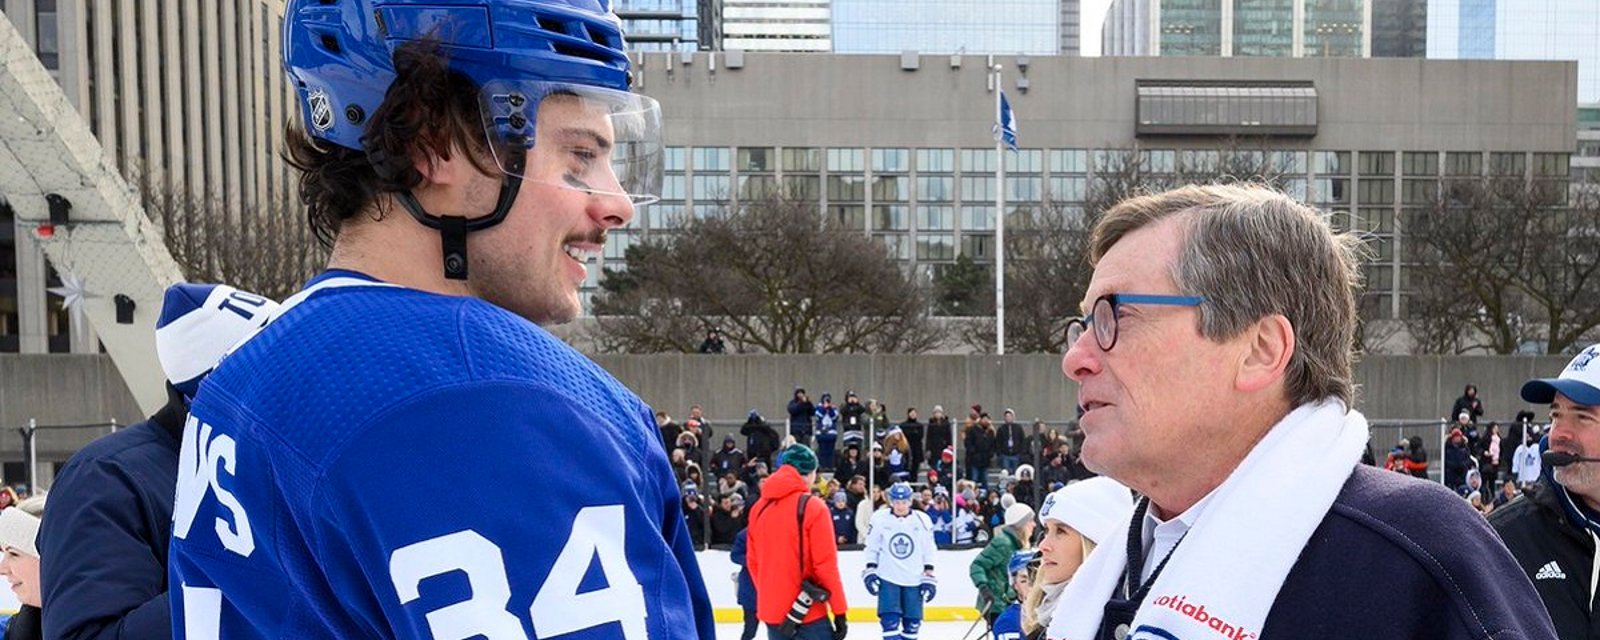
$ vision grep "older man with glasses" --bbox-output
[1045,184,1554,640]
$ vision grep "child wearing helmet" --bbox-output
[991,550,1040,640]
[863,482,939,640]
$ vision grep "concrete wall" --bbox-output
[636,53,1578,152]
[0,354,146,485]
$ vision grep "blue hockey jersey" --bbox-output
[169,271,713,639]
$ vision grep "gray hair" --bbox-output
[1089,183,1362,407]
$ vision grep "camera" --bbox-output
[777,580,831,637]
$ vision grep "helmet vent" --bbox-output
[320,33,341,54]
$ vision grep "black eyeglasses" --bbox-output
[1064,293,1206,352]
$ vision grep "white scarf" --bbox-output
[1047,400,1368,640]
[1033,580,1068,630]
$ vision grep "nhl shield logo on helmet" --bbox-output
[307,89,334,132]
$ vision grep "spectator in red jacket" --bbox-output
[747,444,848,640]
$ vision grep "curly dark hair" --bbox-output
[284,39,497,247]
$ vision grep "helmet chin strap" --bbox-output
[393,174,524,280]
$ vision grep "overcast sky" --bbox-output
[1080,0,1114,56]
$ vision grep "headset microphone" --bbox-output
[1543,451,1600,467]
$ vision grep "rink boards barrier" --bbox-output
[697,548,986,622]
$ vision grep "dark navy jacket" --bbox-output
[1259,465,1557,639]
[38,393,185,640]
[731,529,757,609]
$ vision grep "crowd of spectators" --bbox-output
[657,389,1098,550]
[1376,384,1551,518]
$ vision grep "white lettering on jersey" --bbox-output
[173,415,255,557]
[388,505,647,640]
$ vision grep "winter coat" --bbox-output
[1452,394,1485,423]
[830,504,856,544]
[835,455,870,483]
[5,606,40,640]
[966,425,996,468]
[996,421,1028,457]
[684,500,708,547]
[926,417,954,462]
[788,399,816,439]
[901,419,926,460]
[37,396,186,640]
[840,401,869,437]
[1445,439,1472,476]
[730,530,758,609]
[711,506,749,546]
[970,528,1024,606]
[746,466,848,625]
[1253,465,1557,639]
[1489,466,1600,638]
[741,418,782,464]
[711,444,748,478]
[815,405,840,443]
[1406,435,1431,479]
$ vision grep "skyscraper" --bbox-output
[831,0,1060,55]
[616,0,708,51]
[1102,0,1422,58]
[1428,0,1600,103]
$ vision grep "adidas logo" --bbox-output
[1535,561,1567,581]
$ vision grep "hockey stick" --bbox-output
[958,597,996,640]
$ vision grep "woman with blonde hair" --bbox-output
[1020,478,1133,639]
[0,495,47,640]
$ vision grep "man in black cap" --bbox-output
[1491,344,1600,637]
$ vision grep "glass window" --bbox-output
[1358,151,1394,176]
[603,231,636,261]
[917,176,954,202]
[1160,0,1224,56]
[1490,152,1526,176]
[872,175,910,201]
[662,174,687,200]
[784,175,821,201]
[872,148,910,173]
[1357,179,1394,204]
[1445,152,1482,176]
[1010,149,1043,173]
[1359,208,1396,234]
[1048,176,1088,202]
[1143,149,1177,173]
[874,233,912,261]
[693,147,730,172]
[961,234,994,261]
[1401,152,1438,176]
[664,147,687,171]
[828,175,866,201]
[918,205,955,231]
[961,149,996,173]
[1281,177,1308,201]
[784,147,821,173]
[828,148,865,173]
[962,176,995,202]
[1313,151,1350,175]
[962,206,994,231]
[1401,179,1437,205]
[1310,177,1350,204]
[1533,153,1570,177]
[1051,149,1088,173]
[1180,150,1220,173]
[830,204,865,230]
[1006,176,1042,202]
[692,175,731,200]
[917,148,955,173]
[738,147,773,172]
[873,205,909,231]
[739,175,777,199]
[1271,150,1308,174]
[917,234,956,261]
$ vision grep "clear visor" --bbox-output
[480,80,663,206]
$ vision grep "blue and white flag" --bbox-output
[996,90,1019,152]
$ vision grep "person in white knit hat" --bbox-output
[0,495,48,640]
[1021,477,1134,640]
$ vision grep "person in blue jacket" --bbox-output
[167,1,712,637]
[730,529,759,640]
[991,550,1037,640]
[37,284,277,640]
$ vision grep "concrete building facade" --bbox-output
[0,0,298,357]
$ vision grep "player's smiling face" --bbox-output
[465,95,634,325]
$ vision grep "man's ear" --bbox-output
[1236,314,1294,394]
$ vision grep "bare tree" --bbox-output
[960,141,1297,353]
[590,191,942,353]
[1407,176,1600,354]
[151,188,325,301]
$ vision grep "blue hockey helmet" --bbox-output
[1007,549,1040,575]
[283,0,662,206]
[888,482,914,503]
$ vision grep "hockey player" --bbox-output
[168,1,713,638]
[863,482,939,640]
[990,550,1038,640]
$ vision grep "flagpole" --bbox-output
[993,64,1006,356]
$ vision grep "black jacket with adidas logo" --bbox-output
[1489,476,1600,638]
